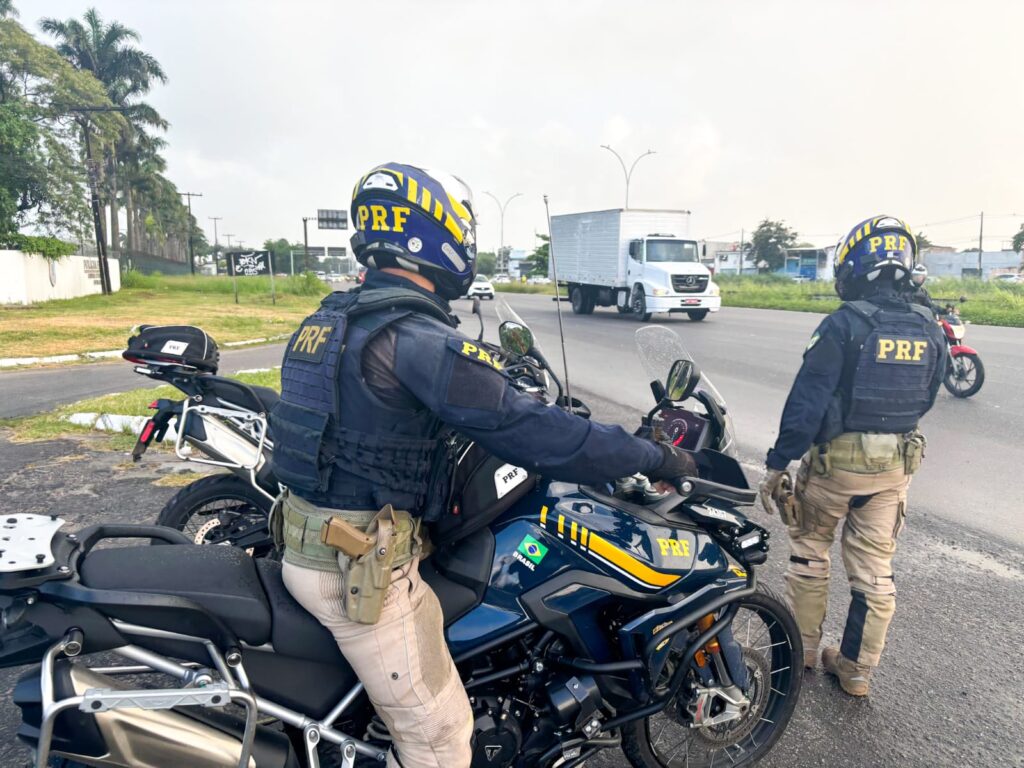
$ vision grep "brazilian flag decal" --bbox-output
[517,534,548,565]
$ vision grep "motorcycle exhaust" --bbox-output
[18,665,296,768]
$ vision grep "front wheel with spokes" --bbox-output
[622,583,802,768]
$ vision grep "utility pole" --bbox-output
[208,217,222,275]
[81,125,112,295]
[482,191,523,274]
[180,191,203,274]
[302,216,313,273]
[978,211,984,277]
[600,145,656,209]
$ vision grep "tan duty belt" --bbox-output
[812,431,925,476]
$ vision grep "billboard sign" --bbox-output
[227,250,272,276]
[318,209,348,230]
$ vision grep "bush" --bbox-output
[494,282,557,295]
[114,271,328,297]
[0,233,78,260]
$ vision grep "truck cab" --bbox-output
[625,235,721,321]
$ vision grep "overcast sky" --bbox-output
[32,0,1024,254]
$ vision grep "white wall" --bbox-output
[0,250,120,305]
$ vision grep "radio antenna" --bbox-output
[543,194,573,412]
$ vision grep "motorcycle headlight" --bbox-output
[708,281,720,296]
[651,287,668,296]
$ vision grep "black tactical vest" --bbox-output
[838,299,940,434]
[271,287,457,518]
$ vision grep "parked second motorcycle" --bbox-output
[123,325,278,554]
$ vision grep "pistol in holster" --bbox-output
[773,473,801,528]
[320,505,419,625]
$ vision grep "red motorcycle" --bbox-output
[938,300,984,398]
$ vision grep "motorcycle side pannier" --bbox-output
[431,442,537,547]
[123,325,219,373]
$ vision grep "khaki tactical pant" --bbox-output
[786,453,910,667]
[282,558,474,768]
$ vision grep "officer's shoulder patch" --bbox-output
[446,337,504,372]
[287,319,336,363]
[805,332,821,352]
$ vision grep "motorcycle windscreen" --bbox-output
[635,325,738,456]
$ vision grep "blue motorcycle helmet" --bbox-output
[833,215,916,300]
[350,163,477,300]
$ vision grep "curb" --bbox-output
[66,411,179,440]
[0,334,290,369]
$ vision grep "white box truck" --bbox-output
[549,209,721,321]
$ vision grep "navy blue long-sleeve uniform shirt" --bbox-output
[361,272,665,484]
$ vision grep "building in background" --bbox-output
[922,249,1021,280]
[702,240,755,275]
[783,247,834,280]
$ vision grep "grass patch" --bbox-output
[0,369,281,450]
[715,275,1024,327]
[0,273,330,359]
[494,282,557,295]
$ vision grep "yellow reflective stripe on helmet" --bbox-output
[407,177,419,205]
[444,212,464,243]
[587,532,679,588]
[421,187,432,213]
[390,170,403,185]
[448,195,471,223]
[433,200,444,221]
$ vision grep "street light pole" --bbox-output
[179,191,203,274]
[600,145,656,209]
[208,217,222,274]
[482,191,523,274]
[302,216,313,273]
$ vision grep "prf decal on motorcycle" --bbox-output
[494,464,528,499]
[288,321,335,363]
[875,337,929,364]
[656,538,691,558]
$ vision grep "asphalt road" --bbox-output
[0,295,1022,766]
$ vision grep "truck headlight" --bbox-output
[651,287,668,296]
[708,281,720,296]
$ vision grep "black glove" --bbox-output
[646,443,698,483]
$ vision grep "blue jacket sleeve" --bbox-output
[391,320,664,484]
[766,316,845,470]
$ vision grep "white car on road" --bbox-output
[466,276,495,300]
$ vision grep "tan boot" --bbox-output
[803,648,819,669]
[822,647,871,696]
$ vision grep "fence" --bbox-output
[0,250,122,305]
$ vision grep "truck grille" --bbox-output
[672,274,708,293]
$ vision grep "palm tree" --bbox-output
[0,1,19,19]
[40,8,168,256]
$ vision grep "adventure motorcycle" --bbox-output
[936,301,984,398]
[0,316,800,768]
[122,325,279,554]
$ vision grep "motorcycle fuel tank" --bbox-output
[446,480,732,657]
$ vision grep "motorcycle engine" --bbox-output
[470,698,522,768]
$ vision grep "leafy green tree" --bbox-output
[525,234,549,275]
[750,219,798,271]
[1012,224,1024,254]
[916,231,933,251]
[263,238,313,273]
[0,0,18,19]
[41,8,169,256]
[476,250,496,276]
[0,14,121,236]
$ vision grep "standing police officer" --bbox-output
[271,163,697,768]
[758,216,945,697]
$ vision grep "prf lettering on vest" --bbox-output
[657,538,691,558]
[875,337,929,364]
[356,204,411,233]
[292,324,332,356]
[459,341,504,371]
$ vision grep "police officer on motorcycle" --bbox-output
[271,163,697,768]
[908,263,940,314]
[758,216,945,697]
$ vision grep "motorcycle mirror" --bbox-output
[472,297,484,342]
[498,320,533,357]
[665,359,701,402]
